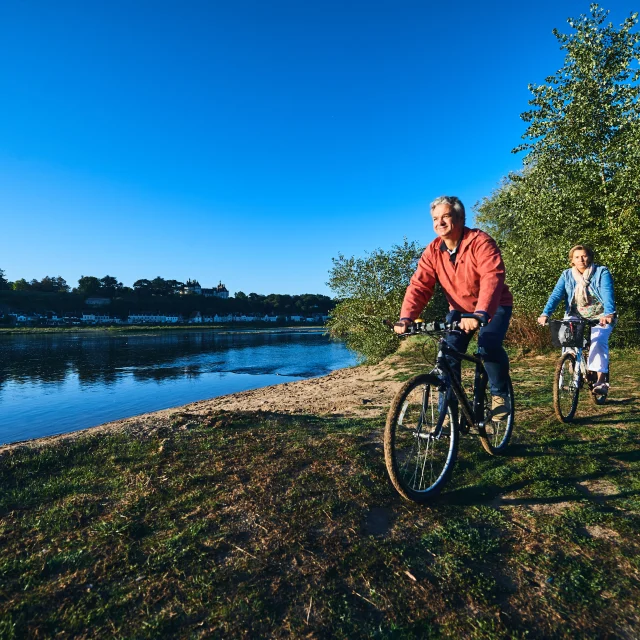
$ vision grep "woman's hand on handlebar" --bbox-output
[537,315,548,326]
[599,314,615,326]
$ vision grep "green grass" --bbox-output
[1,350,639,638]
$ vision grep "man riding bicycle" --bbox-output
[394,196,513,419]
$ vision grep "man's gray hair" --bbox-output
[430,196,465,225]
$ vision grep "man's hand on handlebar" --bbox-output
[393,314,484,335]
[393,320,411,335]
[458,316,480,332]
[537,315,548,326]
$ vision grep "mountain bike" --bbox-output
[384,317,515,504]
[549,318,608,423]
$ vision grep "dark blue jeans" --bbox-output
[445,306,512,396]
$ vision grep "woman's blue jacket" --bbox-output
[542,264,617,317]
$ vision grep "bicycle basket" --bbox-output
[549,319,587,348]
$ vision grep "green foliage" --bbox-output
[476,5,640,328]
[0,269,10,291]
[7,276,69,293]
[75,275,103,297]
[327,239,448,362]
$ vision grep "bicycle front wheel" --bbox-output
[479,375,515,456]
[384,374,458,503]
[553,352,580,422]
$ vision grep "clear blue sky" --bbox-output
[0,1,634,296]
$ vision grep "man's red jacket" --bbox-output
[400,227,513,321]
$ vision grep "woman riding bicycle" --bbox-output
[537,245,616,395]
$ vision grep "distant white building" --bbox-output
[128,313,170,324]
[85,297,111,306]
[202,282,229,299]
[181,279,202,295]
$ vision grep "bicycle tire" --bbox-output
[384,373,458,503]
[553,352,580,422]
[479,375,515,456]
[592,393,607,406]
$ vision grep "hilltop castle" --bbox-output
[180,280,229,298]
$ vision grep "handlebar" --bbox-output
[541,318,603,327]
[385,315,487,337]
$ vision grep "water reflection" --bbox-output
[0,330,356,445]
[0,330,343,387]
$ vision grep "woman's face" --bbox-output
[571,249,591,273]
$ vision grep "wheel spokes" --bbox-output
[396,385,450,492]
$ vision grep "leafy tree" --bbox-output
[327,239,448,363]
[166,280,184,295]
[29,276,70,293]
[76,276,102,297]
[0,268,10,291]
[133,279,152,294]
[99,275,123,297]
[476,5,640,322]
[12,278,31,291]
[52,276,70,293]
[150,277,170,296]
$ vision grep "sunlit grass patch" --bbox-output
[1,349,639,637]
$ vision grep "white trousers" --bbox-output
[587,323,613,373]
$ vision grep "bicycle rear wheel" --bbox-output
[479,375,515,455]
[553,352,580,422]
[384,374,458,503]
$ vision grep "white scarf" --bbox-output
[572,264,594,307]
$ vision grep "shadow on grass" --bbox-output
[572,412,640,426]
[443,465,639,508]
[609,449,640,463]
[603,398,636,406]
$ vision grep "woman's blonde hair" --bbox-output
[568,244,594,264]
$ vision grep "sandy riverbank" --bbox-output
[0,353,412,453]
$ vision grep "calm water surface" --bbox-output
[0,329,357,445]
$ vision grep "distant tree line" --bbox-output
[0,270,334,319]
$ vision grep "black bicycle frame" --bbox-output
[434,337,489,430]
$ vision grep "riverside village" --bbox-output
[1,279,331,327]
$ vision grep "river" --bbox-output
[0,329,357,445]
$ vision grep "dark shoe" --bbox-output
[592,383,609,395]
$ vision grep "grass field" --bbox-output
[1,348,639,638]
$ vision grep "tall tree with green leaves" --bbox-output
[327,239,448,363]
[0,268,10,291]
[476,4,640,319]
[75,276,102,297]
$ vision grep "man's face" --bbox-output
[431,204,462,240]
